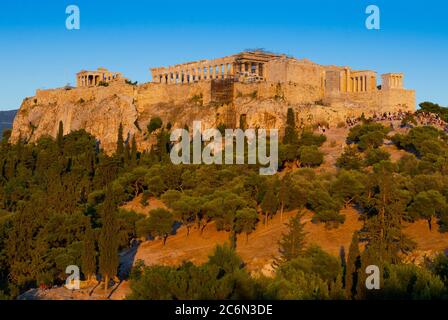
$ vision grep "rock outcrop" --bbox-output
[11,80,413,154]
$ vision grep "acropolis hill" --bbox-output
[11,50,415,153]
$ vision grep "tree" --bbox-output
[418,101,448,122]
[98,188,120,292]
[207,243,243,275]
[298,146,324,167]
[147,117,163,134]
[130,135,138,167]
[283,108,298,145]
[116,123,124,156]
[364,148,390,166]
[147,208,175,245]
[382,263,445,299]
[278,175,293,221]
[171,196,200,236]
[205,192,248,248]
[275,212,307,266]
[408,190,446,231]
[260,185,278,226]
[345,232,361,299]
[363,161,415,263]
[298,131,326,147]
[57,121,64,152]
[234,208,258,243]
[81,222,97,281]
[336,145,363,170]
[331,170,366,208]
[347,123,389,151]
[124,140,131,164]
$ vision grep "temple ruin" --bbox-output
[149,50,407,95]
[146,50,414,121]
[150,51,282,84]
[76,68,123,87]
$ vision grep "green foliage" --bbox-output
[147,117,163,134]
[298,131,327,147]
[81,223,96,280]
[364,148,390,166]
[382,264,446,299]
[331,170,366,207]
[392,126,448,158]
[345,232,361,299]
[234,208,258,243]
[283,108,298,145]
[3,107,448,300]
[127,244,256,300]
[125,79,138,86]
[260,185,278,226]
[418,101,448,122]
[98,188,120,286]
[269,246,342,299]
[298,146,324,167]
[308,188,345,228]
[360,161,416,263]
[137,208,175,245]
[116,123,124,156]
[347,123,389,150]
[408,190,446,230]
[430,253,448,287]
[275,212,307,265]
[336,146,363,170]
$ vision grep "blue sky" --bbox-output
[0,0,447,110]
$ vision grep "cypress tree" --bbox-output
[274,211,307,266]
[283,107,298,145]
[98,187,119,292]
[260,185,278,226]
[124,141,131,165]
[130,135,137,166]
[81,222,97,282]
[345,232,361,299]
[116,123,124,156]
[57,121,64,152]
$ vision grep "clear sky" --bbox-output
[0,0,447,110]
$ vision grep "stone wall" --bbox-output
[211,79,234,104]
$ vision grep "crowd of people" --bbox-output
[344,110,448,131]
[302,109,448,135]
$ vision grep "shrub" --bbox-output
[147,117,163,134]
[299,146,323,167]
[336,146,363,170]
[364,148,391,166]
[382,264,446,299]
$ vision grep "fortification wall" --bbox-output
[234,81,323,105]
[135,82,211,113]
[325,89,415,113]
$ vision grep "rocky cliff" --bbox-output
[11,80,413,154]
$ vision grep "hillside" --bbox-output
[10,79,411,154]
[20,205,448,300]
[18,120,448,300]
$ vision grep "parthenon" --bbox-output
[76,68,123,87]
[150,51,281,84]
[149,50,407,96]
